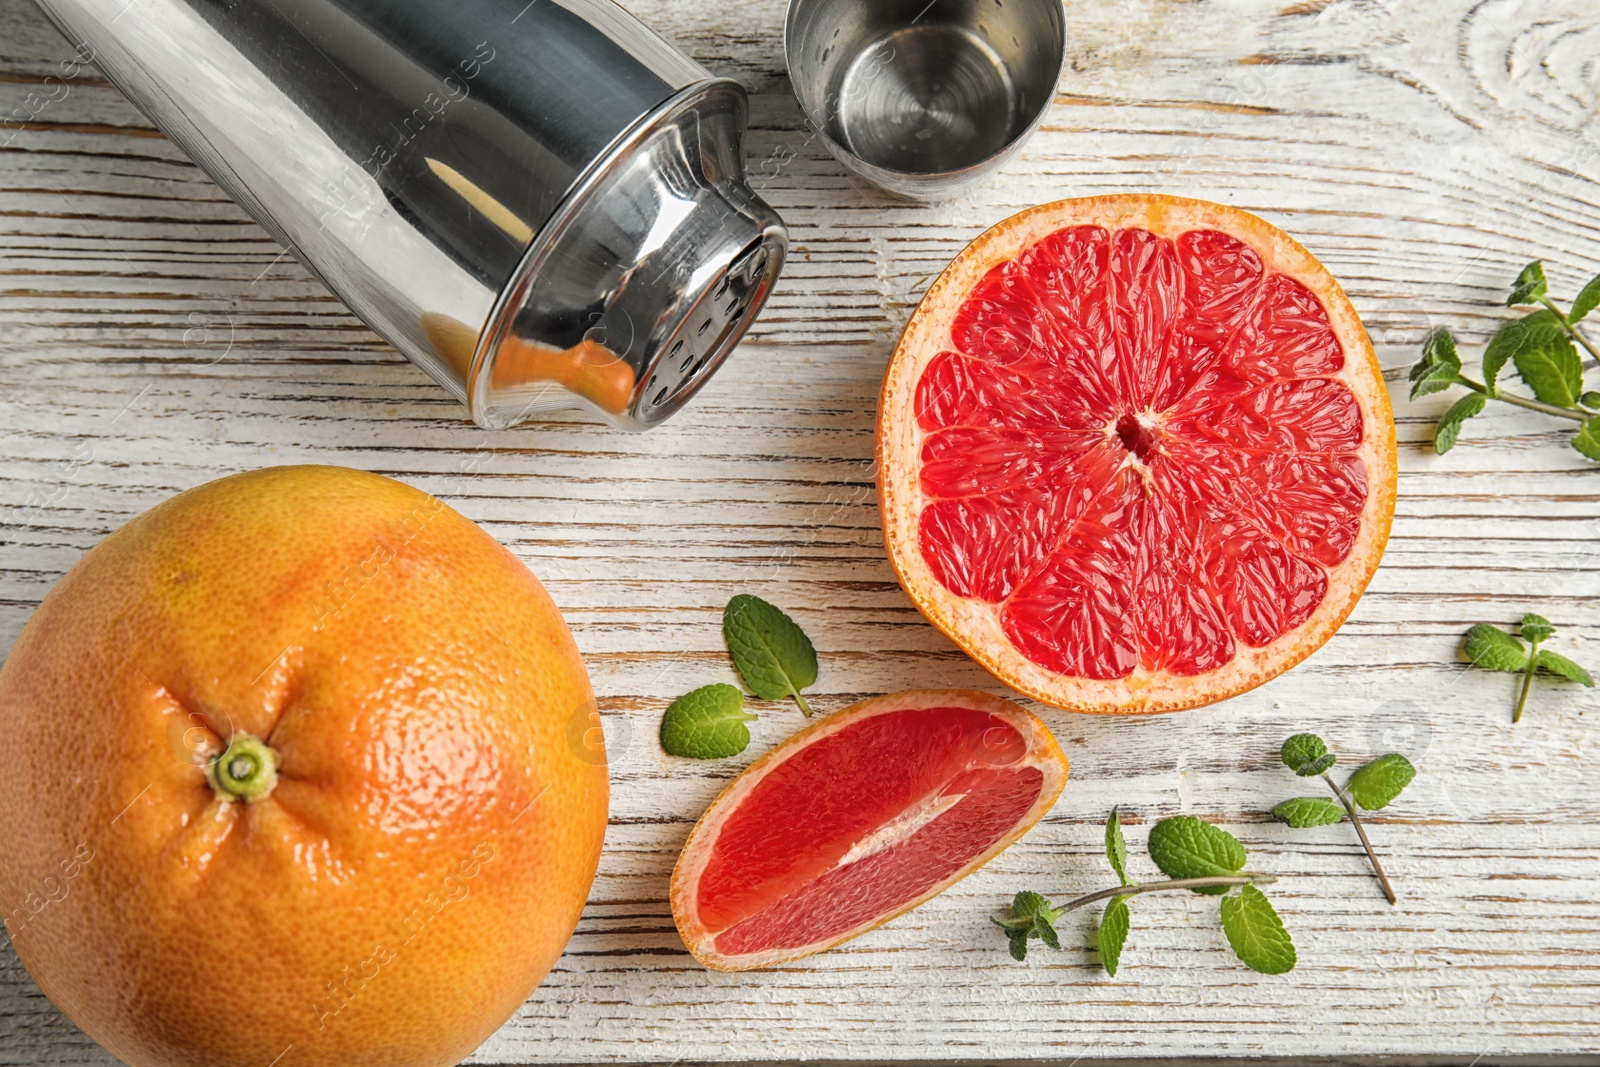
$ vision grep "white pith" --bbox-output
[837,790,968,868]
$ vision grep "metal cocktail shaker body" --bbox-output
[32,0,788,429]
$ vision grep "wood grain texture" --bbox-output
[2,0,1599,1062]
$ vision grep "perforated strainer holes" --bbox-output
[638,238,774,418]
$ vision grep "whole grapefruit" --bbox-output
[0,466,607,1067]
[878,195,1397,714]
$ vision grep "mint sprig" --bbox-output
[1461,613,1594,723]
[723,594,819,716]
[991,891,1062,961]
[1408,260,1600,459]
[997,811,1291,975]
[1273,734,1415,904]
[660,684,759,759]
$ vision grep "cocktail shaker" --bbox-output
[31,0,788,429]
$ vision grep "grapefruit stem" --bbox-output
[1056,874,1278,914]
[207,733,280,804]
[1321,772,1397,905]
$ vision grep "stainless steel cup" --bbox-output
[31,0,788,429]
[784,0,1065,198]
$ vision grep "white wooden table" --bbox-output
[3,0,1599,1062]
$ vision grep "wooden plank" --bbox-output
[2,0,1599,1061]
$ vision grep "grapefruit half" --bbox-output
[878,196,1397,714]
[671,689,1066,970]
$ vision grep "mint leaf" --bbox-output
[1535,649,1595,687]
[1420,327,1461,372]
[1105,806,1132,886]
[1511,314,1582,407]
[1005,930,1029,961]
[1572,274,1600,323]
[1272,796,1345,828]
[1575,418,1600,462]
[1507,260,1548,306]
[1097,896,1130,977]
[1482,319,1534,394]
[1035,908,1061,951]
[1346,754,1416,810]
[1434,392,1486,453]
[723,594,819,715]
[1219,885,1296,974]
[1281,733,1335,777]
[1518,613,1555,645]
[659,684,757,759]
[1147,815,1246,892]
[1583,392,1600,410]
[1409,362,1460,400]
[1410,331,1461,399]
[1462,623,1528,672]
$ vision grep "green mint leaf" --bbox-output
[1011,890,1051,922]
[723,594,819,715]
[1518,613,1555,645]
[1346,754,1416,810]
[991,916,1034,934]
[1035,910,1061,951]
[1574,418,1600,462]
[1409,362,1460,401]
[1272,796,1345,828]
[1421,327,1461,371]
[1535,649,1595,687]
[1462,623,1528,672]
[1007,931,1029,961]
[1147,815,1246,892]
[1097,895,1130,977]
[1434,392,1487,453]
[659,684,758,759]
[1511,313,1582,407]
[1105,806,1132,886]
[1220,885,1297,975]
[1572,274,1600,323]
[1280,733,1334,776]
[1582,393,1600,411]
[1507,260,1548,306]
[1482,319,1535,394]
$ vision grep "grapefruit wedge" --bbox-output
[878,195,1397,714]
[671,689,1066,970]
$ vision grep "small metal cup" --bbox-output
[784,0,1066,198]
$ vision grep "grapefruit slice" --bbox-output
[878,196,1397,714]
[671,689,1067,970]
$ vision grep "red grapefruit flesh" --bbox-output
[671,689,1067,970]
[878,196,1397,714]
